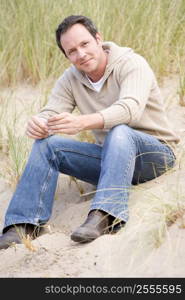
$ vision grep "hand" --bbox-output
[47,112,85,135]
[26,116,49,139]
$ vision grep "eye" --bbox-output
[68,49,76,55]
[82,41,89,46]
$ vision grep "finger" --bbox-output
[32,117,48,131]
[26,132,44,139]
[48,123,73,131]
[28,119,48,134]
[48,112,70,122]
[48,123,69,130]
[26,127,48,139]
[51,128,77,135]
[48,118,70,126]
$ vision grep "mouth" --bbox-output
[80,58,92,65]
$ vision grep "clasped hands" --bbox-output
[26,112,85,139]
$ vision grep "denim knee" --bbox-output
[33,136,60,161]
[34,135,62,151]
[109,124,132,137]
[105,125,133,145]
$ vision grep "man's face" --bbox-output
[60,24,105,79]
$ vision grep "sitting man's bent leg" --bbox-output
[0,135,103,249]
[71,124,176,243]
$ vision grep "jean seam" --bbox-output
[55,147,101,160]
[35,166,53,221]
[121,130,136,196]
[92,129,135,220]
[134,132,176,166]
[52,148,101,185]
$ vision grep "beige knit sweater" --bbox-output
[38,42,180,152]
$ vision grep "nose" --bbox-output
[77,49,86,60]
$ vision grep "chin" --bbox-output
[85,64,97,73]
[77,62,97,74]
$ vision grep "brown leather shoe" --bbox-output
[71,210,109,243]
[0,224,40,250]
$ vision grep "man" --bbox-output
[0,15,179,249]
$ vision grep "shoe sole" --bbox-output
[71,232,98,243]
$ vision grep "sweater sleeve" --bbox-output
[99,54,154,129]
[37,71,75,120]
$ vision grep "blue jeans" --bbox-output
[3,125,175,231]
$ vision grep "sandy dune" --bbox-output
[0,75,185,278]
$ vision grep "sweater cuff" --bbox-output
[99,105,130,129]
[37,110,59,120]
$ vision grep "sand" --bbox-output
[0,75,185,278]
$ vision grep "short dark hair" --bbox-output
[56,15,98,56]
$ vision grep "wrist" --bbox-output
[80,113,104,130]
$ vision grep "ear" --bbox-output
[95,32,103,44]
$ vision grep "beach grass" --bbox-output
[0,0,184,85]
